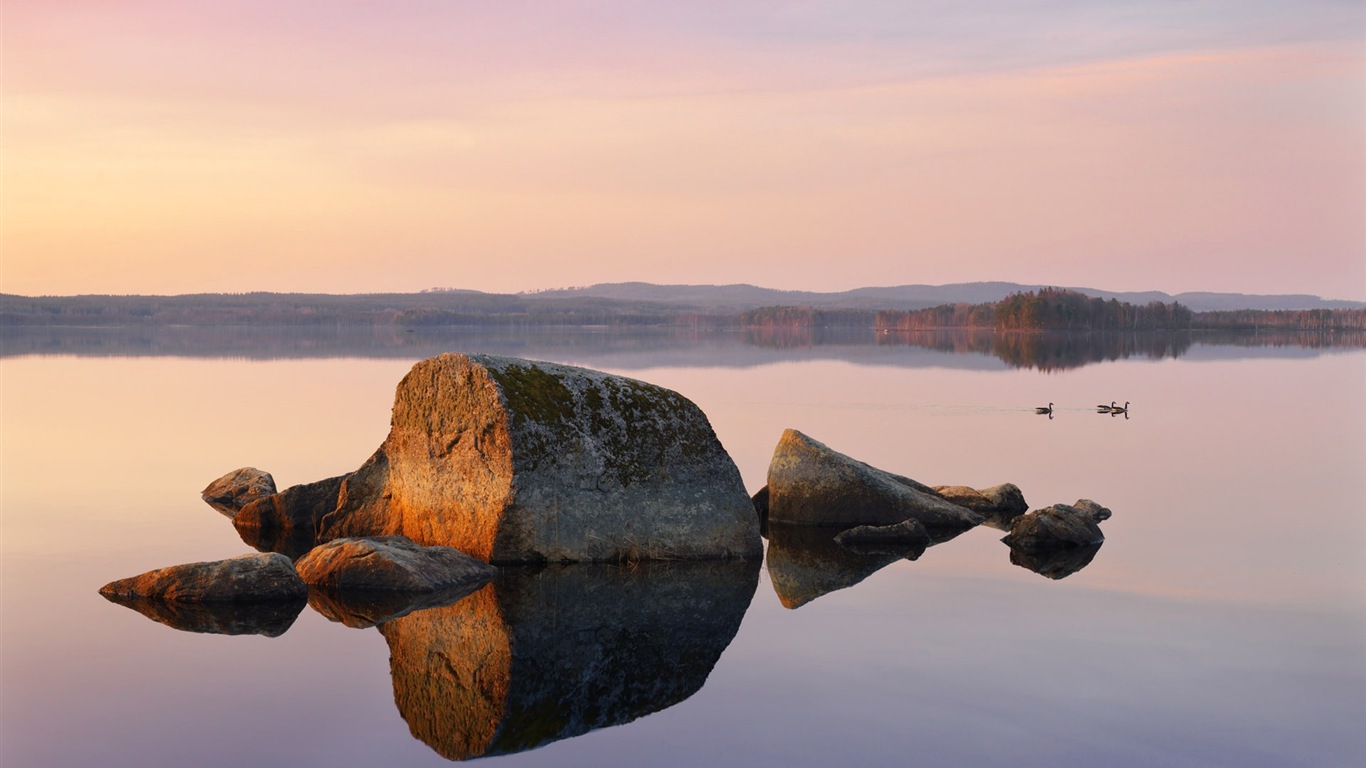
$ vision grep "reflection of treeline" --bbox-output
[875,288,1194,331]
[874,329,1194,371]
[1192,308,1366,331]
[737,307,876,329]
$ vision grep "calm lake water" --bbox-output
[2,327,1364,767]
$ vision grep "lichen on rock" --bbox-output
[318,353,761,564]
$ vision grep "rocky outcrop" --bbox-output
[201,467,276,516]
[765,430,984,531]
[932,483,1027,520]
[1001,500,1110,552]
[294,536,497,593]
[99,593,305,636]
[379,560,759,760]
[834,518,931,549]
[99,553,307,602]
[232,474,345,546]
[316,354,761,564]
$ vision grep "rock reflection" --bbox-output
[378,560,759,761]
[1008,542,1104,580]
[99,593,306,637]
[235,522,316,560]
[307,582,489,629]
[765,523,931,609]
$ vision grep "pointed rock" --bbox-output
[99,553,306,602]
[765,429,984,530]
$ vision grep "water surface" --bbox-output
[2,328,1362,767]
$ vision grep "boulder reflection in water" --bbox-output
[377,560,759,760]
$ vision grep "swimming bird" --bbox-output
[1096,401,1116,412]
[1035,403,1053,414]
[1109,401,1129,414]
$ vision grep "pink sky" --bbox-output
[3,1,1363,299]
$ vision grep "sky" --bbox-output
[2,1,1363,299]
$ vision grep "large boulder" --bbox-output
[201,467,276,516]
[764,430,984,531]
[294,536,498,593]
[317,354,761,564]
[1000,500,1109,552]
[98,553,306,602]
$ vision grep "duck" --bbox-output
[1035,403,1054,414]
[1096,401,1116,412]
[1109,401,1130,414]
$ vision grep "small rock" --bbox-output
[932,483,1028,517]
[99,552,306,602]
[201,467,276,516]
[1073,498,1112,522]
[294,536,498,592]
[1001,503,1107,552]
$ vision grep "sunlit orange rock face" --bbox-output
[318,353,761,564]
[378,561,759,760]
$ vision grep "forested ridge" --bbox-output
[3,288,1362,332]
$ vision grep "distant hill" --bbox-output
[517,282,1363,313]
[4,282,1360,330]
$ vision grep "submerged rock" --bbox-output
[1001,501,1109,552]
[317,353,761,564]
[765,430,984,531]
[99,553,306,602]
[379,560,759,760]
[100,592,305,636]
[294,536,497,593]
[201,467,276,517]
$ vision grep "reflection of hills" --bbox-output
[876,330,1194,371]
[379,560,759,761]
[3,325,1359,370]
